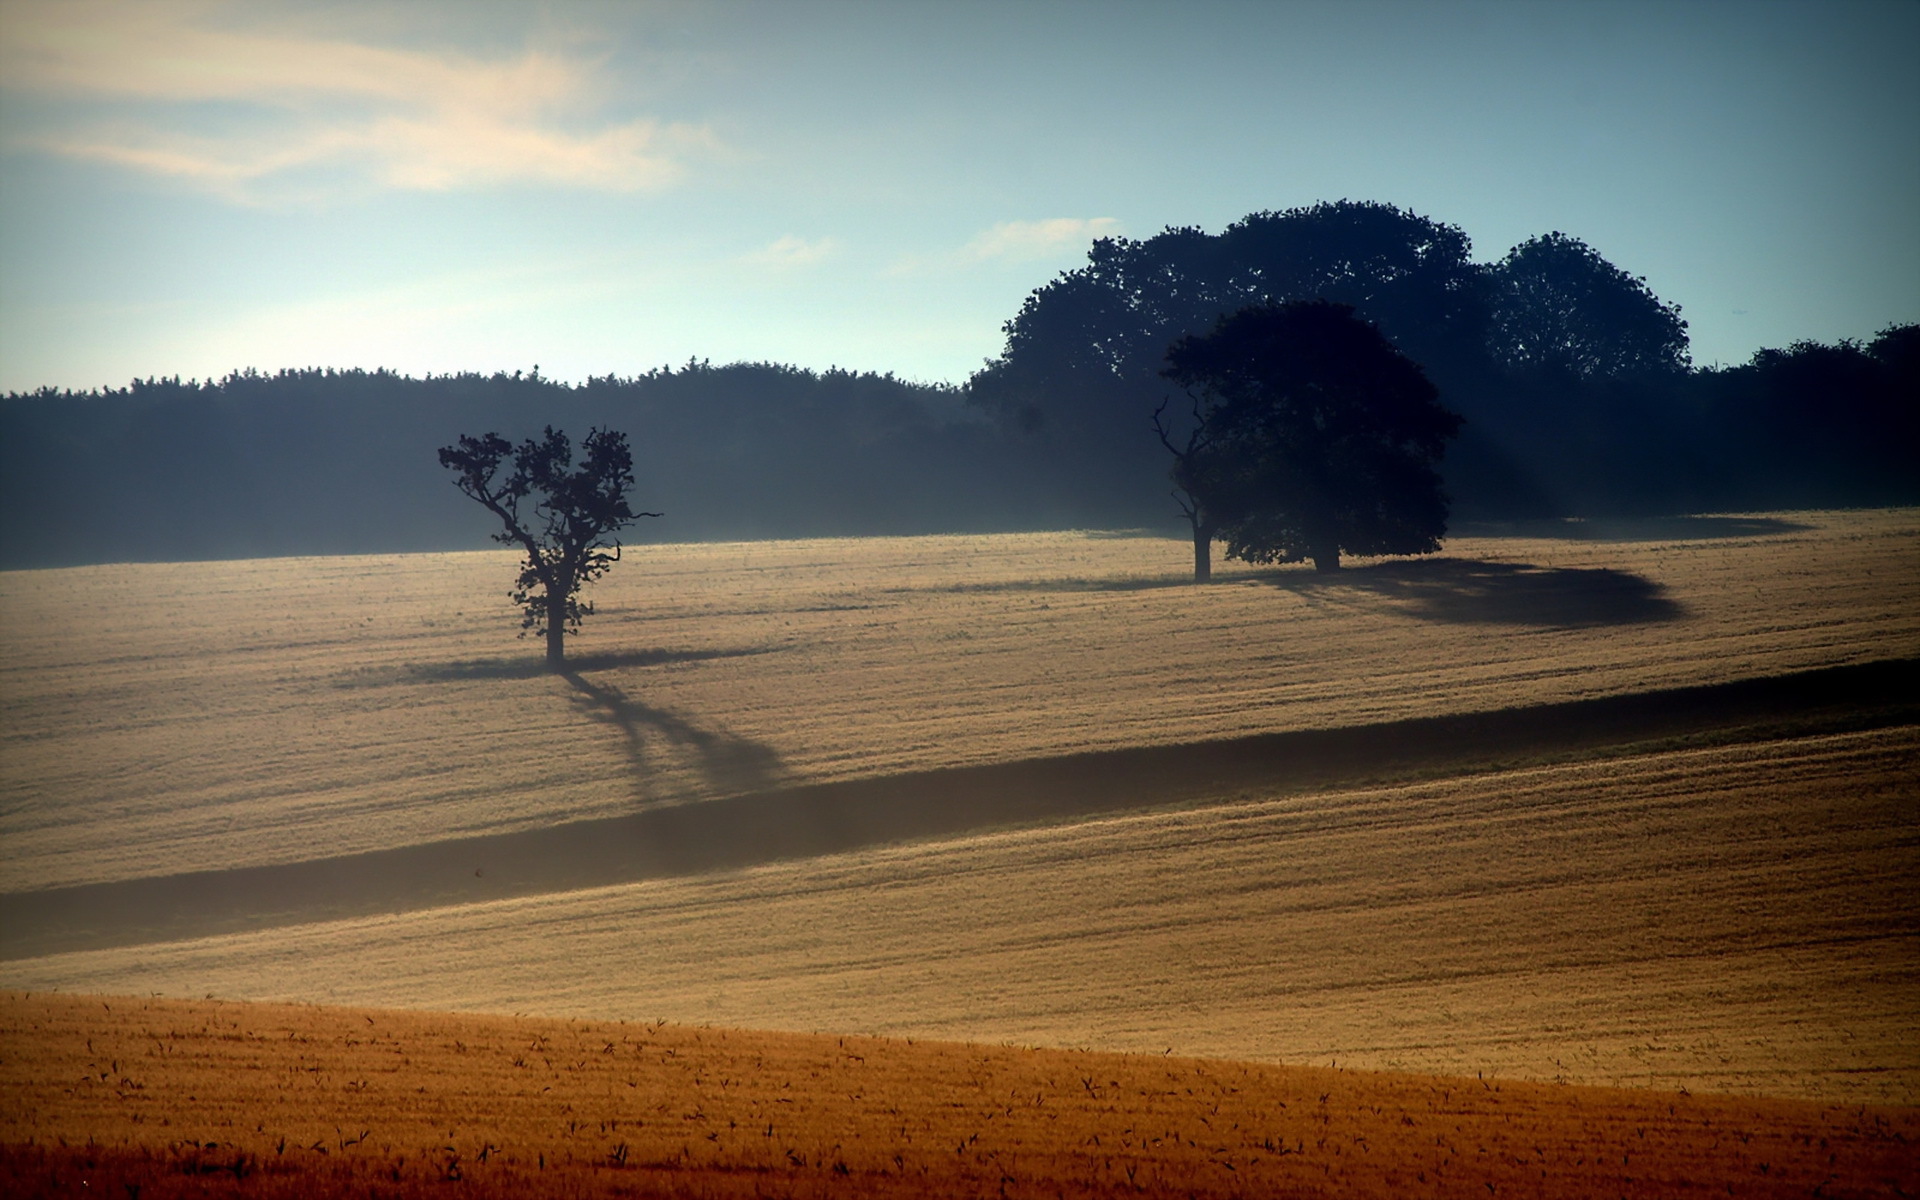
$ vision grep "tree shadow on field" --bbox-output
[1261,557,1683,628]
[346,646,778,686]
[1454,515,1811,543]
[916,574,1195,596]
[10,657,1913,960]
[561,671,787,799]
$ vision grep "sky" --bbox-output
[0,0,1915,394]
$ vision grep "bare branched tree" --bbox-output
[1152,395,1224,583]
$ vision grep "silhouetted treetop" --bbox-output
[1216,203,1485,367]
[1486,232,1689,379]
[969,200,1482,437]
[1868,322,1920,379]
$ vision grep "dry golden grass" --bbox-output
[2,512,1915,895]
[2,509,1917,1150]
[7,726,1914,1105]
[3,992,1915,1199]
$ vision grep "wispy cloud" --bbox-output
[740,235,839,269]
[959,218,1123,262]
[0,0,713,201]
[888,217,1123,275]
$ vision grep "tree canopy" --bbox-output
[438,426,657,668]
[963,202,1703,526]
[1486,232,1690,379]
[968,200,1483,442]
[1161,302,1463,574]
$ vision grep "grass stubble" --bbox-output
[2,991,1915,1199]
[5,510,1916,894]
[9,724,1916,1109]
[1,510,1917,1194]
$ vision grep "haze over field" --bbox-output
[2,3,1917,1194]
[5,6,1916,568]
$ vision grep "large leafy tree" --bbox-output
[971,200,1483,435]
[967,202,1709,526]
[966,202,1485,523]
[1486,232,1689,379]
[438,426,657,669]
[1162,302,1463,576]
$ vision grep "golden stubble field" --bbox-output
[2,511,1915,893]
[3,992,1915,1199]
[6,724,1915,1106]
[0,509,1917,1165]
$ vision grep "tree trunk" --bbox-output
[1192,522,1213,584]
[1312,543,1341,573]
[545,593,567,669]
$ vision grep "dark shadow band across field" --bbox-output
[4,658,1915,961]
[906,575,1195,595]
[1259,558,1684,627]
[1453,514,1813,542]
[900,557,1681,626]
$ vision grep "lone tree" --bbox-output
[438,427,657,669]
[1161,301,1462,576]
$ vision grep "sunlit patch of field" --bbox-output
[4,993,1914,1200]
[2,510,1915,893]
[6,725,1914,1105]
[0,510,1916,1130]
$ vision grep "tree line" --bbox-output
[2,199,1914,571]
[967,200,1917,528]
[0,362,1019,568]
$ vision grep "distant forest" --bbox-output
[4,202,1916,569]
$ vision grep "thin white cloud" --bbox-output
[0,0,713,200]
[961,217,1123,262]
[888,217,1124,275]
[740,235,839,270]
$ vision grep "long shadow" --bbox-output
[1260,558,1683,627]
[339,646,778,688]
[561,671,786,799]
[1454,515,1812,543]
[4,658,1914,962]
[912,575,1196,596]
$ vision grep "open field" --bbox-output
[7,723,1916,1105]
[1,510,1917,1177]
[3,511,1916,894]
[4,992,1915,1199]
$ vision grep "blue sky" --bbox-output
[1,0,1914,393]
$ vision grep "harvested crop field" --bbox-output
[3,511,1914,893]
[1,511,1917,1190]
[3,992,1915,1199]
[7,723,1916,1106]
